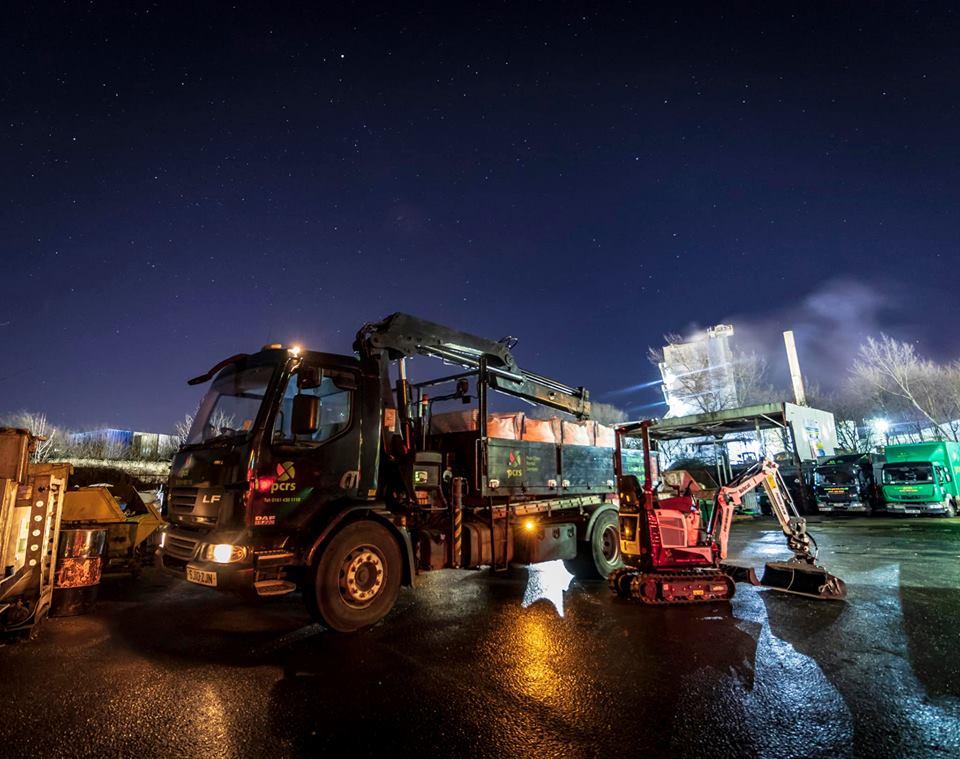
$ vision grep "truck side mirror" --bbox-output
[292,394,320,435]
[298,366,321,389]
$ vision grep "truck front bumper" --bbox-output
[884,502,950,516]
[157,528,300,595]
[156,528,257,593]
[817,500,869,514]
[157,549,257,593]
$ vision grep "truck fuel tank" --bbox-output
[462,521,514,568]
[514,522,577,565]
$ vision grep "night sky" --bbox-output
[3,3,960,432]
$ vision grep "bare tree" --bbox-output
[173,409,236,446]
[174,413,194,447]
[648,335,778,414]
[851,335,960,442]
[806,378,885,453]
[943,362,960,441]
[648,336,725,414]
[1,411,59,462]
[731,350,778,407]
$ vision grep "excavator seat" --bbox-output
[620,474,643,507]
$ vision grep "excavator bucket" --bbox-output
[760,560,847,601]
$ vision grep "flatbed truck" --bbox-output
[157,313,623,631]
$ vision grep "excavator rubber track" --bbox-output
[609,567,736,605]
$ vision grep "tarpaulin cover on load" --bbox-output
[429,409,478,434]
[562,420,594,446]
[486,412,522,440]
[431,410,614,446]
[521,417,559,443]
[595,423,616,448]
[430,410,522,439]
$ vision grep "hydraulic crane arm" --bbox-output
[711,459,816,563]
[354,312,591,418]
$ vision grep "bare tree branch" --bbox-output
[851,334,960,441]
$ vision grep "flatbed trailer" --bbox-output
[158,313,622,630]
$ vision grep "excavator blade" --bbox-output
[719,562,761,586]
[760,560,847,601]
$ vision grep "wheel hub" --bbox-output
[339,547,385,608]
[600,524,620,562]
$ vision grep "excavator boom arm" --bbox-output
[712,460,814,563]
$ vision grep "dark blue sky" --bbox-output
[3,3,959,431]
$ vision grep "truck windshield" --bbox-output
[816,467,854,486]
[186,364,276,445]
[882,463,933,485]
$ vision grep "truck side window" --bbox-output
[274,373,353,444]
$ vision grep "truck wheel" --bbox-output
[566,510,623,579]
[305,520,402,632]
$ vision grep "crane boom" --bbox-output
[354,312,592,417]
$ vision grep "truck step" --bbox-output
[254,579,297,597]
[254,550,296,569]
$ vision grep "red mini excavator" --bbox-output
[609,421,847,604]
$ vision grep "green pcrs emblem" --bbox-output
[506,450,523,478]
[273,461,297,492]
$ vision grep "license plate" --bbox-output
[186,567,217,587]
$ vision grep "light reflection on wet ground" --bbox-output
[2,518,960,757]
[521,560,575,616]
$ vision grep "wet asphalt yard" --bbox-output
[3,517,960,758]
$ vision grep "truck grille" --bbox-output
[169,486,199,513]
[165,533,200,561]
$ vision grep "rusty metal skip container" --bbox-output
[50,527,107,616]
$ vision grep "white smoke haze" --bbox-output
[725,278,892,392]
[657,278,897,395]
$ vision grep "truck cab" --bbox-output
[160,347,381,592]
[881,442,960,517]
[814,453,883,514]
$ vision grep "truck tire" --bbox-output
[566,510,623,579]
[305,520,402,633]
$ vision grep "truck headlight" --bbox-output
[203,543,248,564]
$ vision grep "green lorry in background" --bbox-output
[881,442,960,517]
